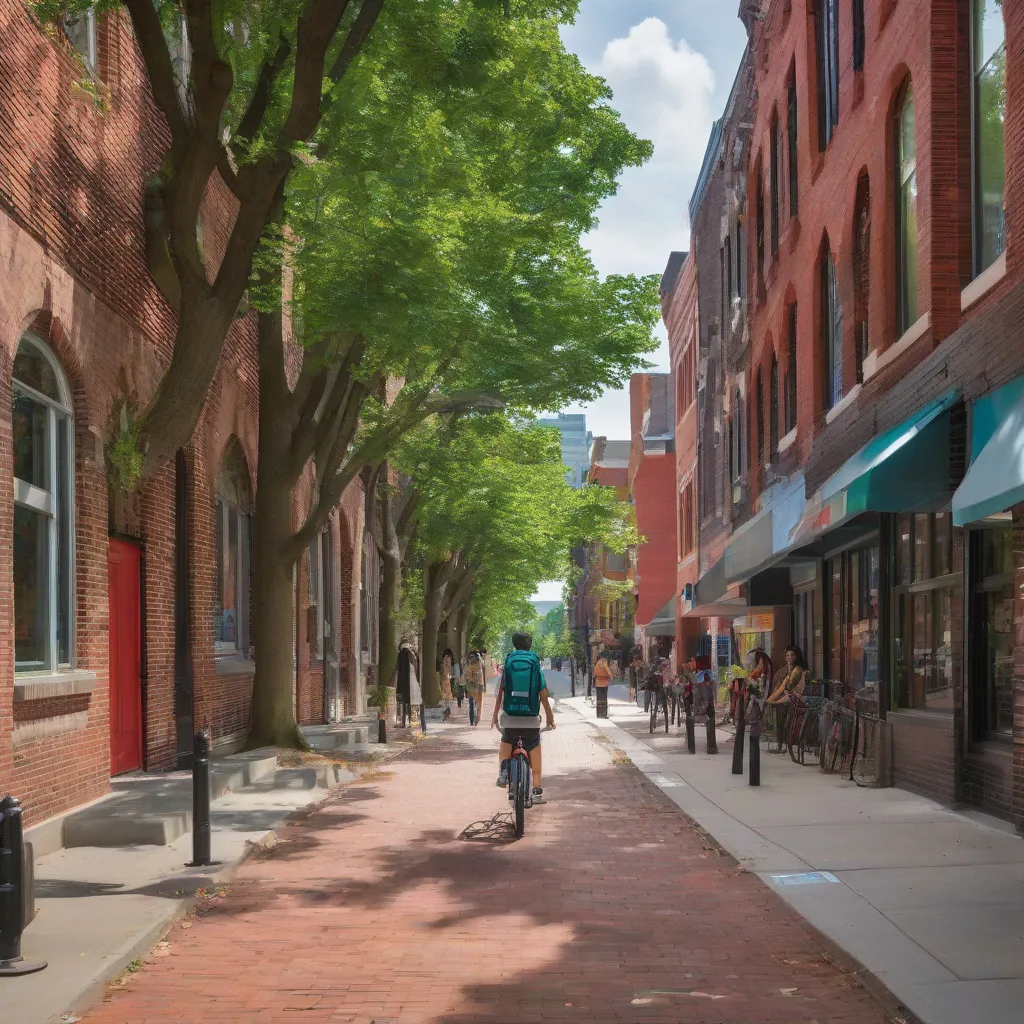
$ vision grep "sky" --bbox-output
[532,1,748,604]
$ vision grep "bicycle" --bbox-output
[648,682,669,734]
[506,726,552,839]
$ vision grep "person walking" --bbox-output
[440,648,455,702]
[463,650,485,726]
[628,652,643,702]
[593,651,614,719]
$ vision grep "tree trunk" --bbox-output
[376,477,402,694]
[247,472,306,749]
[421,560,454,706]
[456,601,471,661]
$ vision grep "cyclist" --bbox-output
[491,631,555,803]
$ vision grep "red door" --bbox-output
[109,538,143,775]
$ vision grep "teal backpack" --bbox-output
[502,650,543,717]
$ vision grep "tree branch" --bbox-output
[234,36,292,149]
[123,0,188,145]
[325,0,386,85]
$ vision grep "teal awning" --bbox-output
[953,378,1024,526]
[646,598,676,637]
[819,390,959,517]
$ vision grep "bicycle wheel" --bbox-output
[511,756,527,838]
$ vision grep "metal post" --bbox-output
[420,703,427,734]
[685,700,696,754]
[0,796,46,975]
[749,732,761,786]
[187,732,218,868]
[378,712,387,745]
[705,705,718,755]
[569,655,576,698]
[731,695,746,775]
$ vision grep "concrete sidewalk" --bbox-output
[10,755,360,1024]
[564,692,1024,1024]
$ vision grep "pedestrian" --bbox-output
[464,650,485,726]
[452,656,464,708]
[593,651,613,718]
[440,648,455,702]
[628,651,643,701]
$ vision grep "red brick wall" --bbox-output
[631,454,677,626]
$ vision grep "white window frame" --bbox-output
[12,334,75,673]
[214,483,251,659]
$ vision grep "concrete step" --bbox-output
[303,723,370,751]
[61,749,279,849]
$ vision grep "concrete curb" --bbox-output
[561,698,927,1024]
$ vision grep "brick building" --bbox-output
[685,0,1024,827]
[0,3,369,826]
[627,373,677,658]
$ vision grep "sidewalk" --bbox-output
[565,693,1024,1024]
[10,750,362,1024]
[74,699,898,1024]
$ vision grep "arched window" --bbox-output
[816,0,840,149]
[786,302,798,432]
[822,246,843,410]
[853,0,866,71]
[770,353,779,459]
[12,334,75,671]
[896,85,918,335]
[214,441,252,658]
[787,72,799,215]
[756,368,765,466]
[854,173,871,381]
[972,0,1006,275]
[732,387,744,482]
[756,160,765,277]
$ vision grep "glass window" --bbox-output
[64,8,97,74]
[817,0,840,149]
[914,512,931,581]
[828,557,842,680]
[853,0,865,71]
[897,514,913,585]
[756,368,765,465]
[932,510,952,576]
[756,169,765,277]
[12,335,74,672]
[972,525,1014,735]
[213,447,251,657]
[788,77,799,215]
[823,251,843,410]
[848,546,879,688]
[769,353,779,458]
[786,303,798,432]
[770,113,780,254]
[973,0,1006,275]
[896,86,919,335]
[908,589,955,711]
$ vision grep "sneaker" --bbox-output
[531,787,546,804]
[496,769,508,788]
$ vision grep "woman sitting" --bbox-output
[766,645,809,705]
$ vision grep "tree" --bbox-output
[246,2,659,745]
[39,0,391,481]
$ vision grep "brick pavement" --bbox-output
[81,700,898,1024]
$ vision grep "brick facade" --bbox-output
[683,0,1024,825]
[0,3,366,825]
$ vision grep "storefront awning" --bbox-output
[724,476,805,585]
[683,600,778,620]
[645,598,676,637]
[953,376,1024,526]
[791,390,959,545]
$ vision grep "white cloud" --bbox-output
[583,17,717,277]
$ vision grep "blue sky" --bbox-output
[533,1,747,603]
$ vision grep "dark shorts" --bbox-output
[501,727,541,752]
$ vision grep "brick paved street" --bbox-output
[82,702,897,1024]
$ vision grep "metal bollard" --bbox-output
[685,701,696,754]
[705,708,718,755]
[186,732,218,868]
[0,795,46,975]
[749,732,761,786]
[731,699,746,775]
[420,703,427,734]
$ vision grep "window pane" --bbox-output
[64,9,96,71]
[57,418,72,664]
[14,343,64,403]
[975,0,1005,69]
[898,514,913,584]
[214,499,224,645]
[976,44,1006,271]
[928,589,954,710]
[901,172,919,328]
[14,504,51,668]
[932,510,952,577]
[13,391,50,489]
[984,584,1014,733]
[981,525,1013,577]
[911,592,928,707]
[224,507,239,644]
[829,558,842,680]
[894,593,908,706]
[914,513,931,581]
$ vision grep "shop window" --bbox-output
[794,587,815,675]
[970,526,1014,737]
[787,75,799,215]
[816,0,840,150]
[64,7,97,74]
[213,443,251,658]
[770,110,780,255]
[822,247,843,410]
[895,83,919,336]
[826,543,879,689]
[12,335,75,672]
[893,511,959,712]
[972,0,1006,276]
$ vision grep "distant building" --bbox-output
[536,413,593,488]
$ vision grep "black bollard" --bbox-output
[731,698,746,775]
[749,732,761,786]
[0,795,46,975]
[420,703,427,733]
[705,708,718,754]
[378,712,387,745]
[685,701,696,754]
[186,731,218,868]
